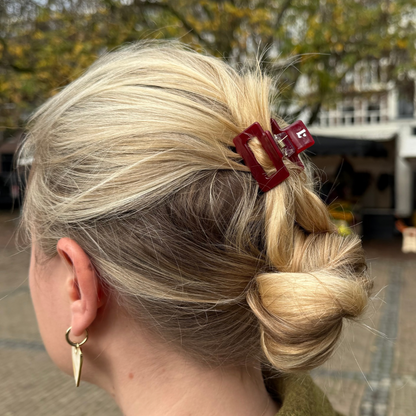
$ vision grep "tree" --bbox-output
[1,0,415,142]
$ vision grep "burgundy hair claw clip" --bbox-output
[270,119,314,168]
[232,119,314,192]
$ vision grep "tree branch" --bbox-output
[276,0,292,27]
[306,101,321,125]
[134,0,214,51]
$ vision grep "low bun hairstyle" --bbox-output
[19,41,372,373]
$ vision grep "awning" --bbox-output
[309,135,391,157]
[308,124,398,141]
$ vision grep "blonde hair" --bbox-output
[20,41,372,373]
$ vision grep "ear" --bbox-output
[57,238,106,338]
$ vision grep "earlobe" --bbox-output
[57,238,102,338]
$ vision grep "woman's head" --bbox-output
[21,41,372,375]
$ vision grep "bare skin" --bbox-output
[29,238,280,416]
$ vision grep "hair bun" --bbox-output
[247,233,372,373]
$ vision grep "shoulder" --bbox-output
[267,373,343,416]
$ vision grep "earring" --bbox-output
[65,326,89,387]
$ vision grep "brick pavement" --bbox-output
[312,259,416,416]
[1,210,415,416]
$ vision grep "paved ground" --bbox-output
[0,210,415,416]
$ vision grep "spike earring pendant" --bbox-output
[65,327,89,387]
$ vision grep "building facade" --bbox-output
[303,61,416,237]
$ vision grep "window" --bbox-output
[317,109,330,127]
[341,105,355,125]
[366,103,381,123]
[398,81,415,119]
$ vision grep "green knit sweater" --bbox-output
[269,374,343,416]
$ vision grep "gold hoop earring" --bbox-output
[65,327,88,387]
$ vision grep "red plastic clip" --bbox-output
[270,119,314,168]
[232,119,314,192]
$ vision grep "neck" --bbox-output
[114,360,278,416]
[84,312,279,416]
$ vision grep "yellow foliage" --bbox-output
[73,43,84,55]
[397,39,408,49]
[1,0,416,132]
[33,31,44,40]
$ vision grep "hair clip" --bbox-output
[232,119,314,192]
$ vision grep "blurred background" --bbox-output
[1,1,416,415]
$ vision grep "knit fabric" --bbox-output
[269,374,343,416]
